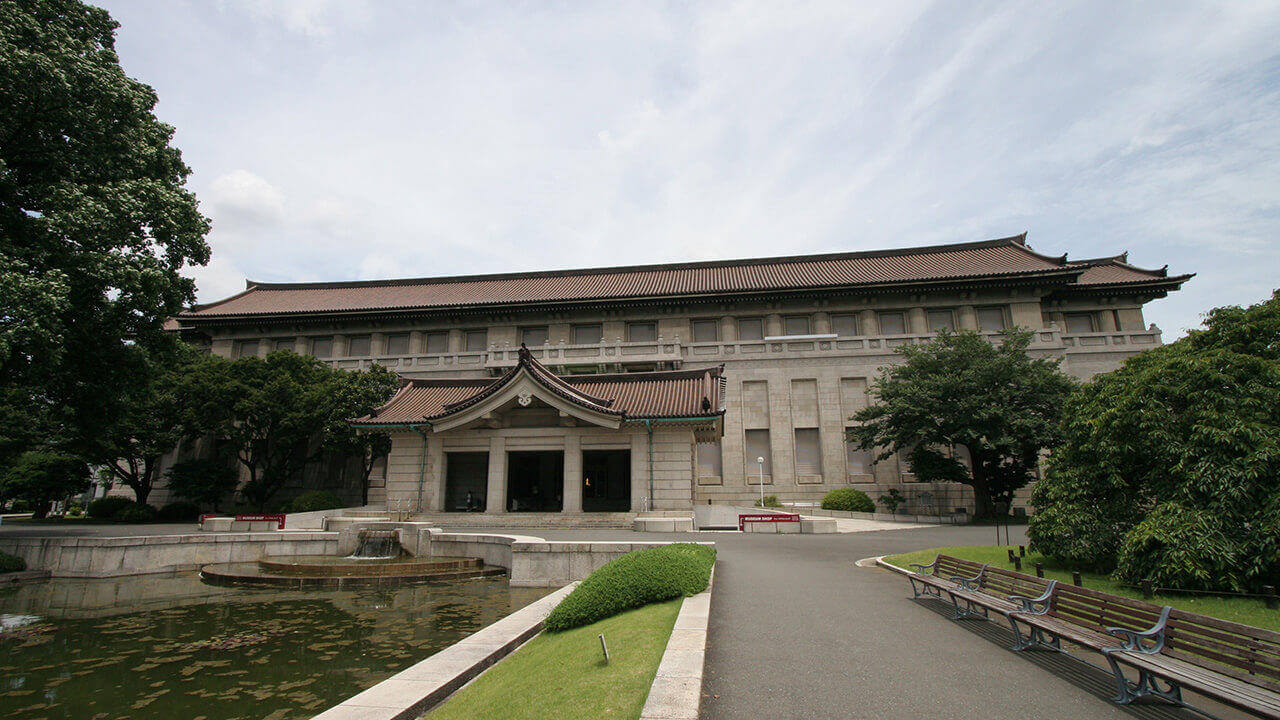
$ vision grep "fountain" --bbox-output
[199,529,502,588]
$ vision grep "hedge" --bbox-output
[820,488,875,512]
[157,501,202,522]
[543,543,715,632]
[0,551,25,573]
[288,490,345,513]
[87,496,135,519]
[116,504,157,523]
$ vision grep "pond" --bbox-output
[0,573,550,720]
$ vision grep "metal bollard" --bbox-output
[1034,562,1044,578]
[1141,580,1153,599]
[1264,585,1278,610]
[1072,571,1083,587]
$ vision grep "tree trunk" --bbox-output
[968,475,994,520]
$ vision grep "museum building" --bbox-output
[169,234,1190,516]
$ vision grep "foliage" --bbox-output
[544,544,715,632]
[87,496,135,520]
[820,488,874,512]
[878,488,906,514]
[1030,291,1280,591]
[157,501,201,522]
[177,351,399,509]
[753,494,782,508]
[165,458,239,511]
[0,0,209,471]
[848,329,1075,518]
[0,451,89,518]
[288,490,345,513]
[0,551,25,573]
[116,503,156,523]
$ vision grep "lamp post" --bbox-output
[756,456,765,507]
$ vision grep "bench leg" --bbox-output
[947,594,989,621]
[1104,653,1184,707]
[1008,619,1060,653]
[908,577,943,600]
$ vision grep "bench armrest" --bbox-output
[908,560,939,574]
[1008,580,1058,614]
[1106,606,1172,653]
[947,565,989,590]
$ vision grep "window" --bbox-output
[573,324,603,344]
[425,331,448,353]
[347,334,372,356]
[737,317,765,341]
[627,322,656,342]
[976,307,1007,332]
[233,340,259,358]
[845,435,873,475]
[310,337,333,358]
[464,330,488,351]
[877,312,906,334]
[691,319,719,343]
[744,430,772,478]
[831,314,859,337]
[385,333,410,355]
[794,428,822,475]
[520,326,549,346]
[274,338,296,353]
[783,315,811,336]
[926,310,955,332]
[1064,313,1096,334]
[697,442,722,478]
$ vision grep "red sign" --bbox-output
[236,514,286,529]
[199,514,217,525]
[738,513,800,531]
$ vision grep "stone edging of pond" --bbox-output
[638,565,715,720]
[310,581,578,720]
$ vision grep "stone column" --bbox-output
[720,316,737,341]
[486,437,507,514]
[448,329,464,353]
[765,314,783,337]
[332,334,349,357]
[907,308,927,334]
[371,332,386,357]
[859,310,879,336]
[409,331,425,354]
[429,437,445,511]
[563,434,582,513]
[813,312,832,334]
[958,306,978,330]
[1097,310,1117,332]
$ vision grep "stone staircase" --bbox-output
[405,512,639,529]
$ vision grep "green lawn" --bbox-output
[883,545,1280,632]
[424,598,681,720]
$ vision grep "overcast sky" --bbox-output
[100,1,1280,337]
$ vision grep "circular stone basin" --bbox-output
[199,555,504,588]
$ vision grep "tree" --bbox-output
[165,458,239,512]
[847,329,1076,519]
[0,0,210,465]
[179,351,399,509]
[0,450,89,518]
[1029,291,1280,591]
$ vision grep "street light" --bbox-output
[756,456,765,508]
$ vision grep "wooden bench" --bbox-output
[944,565,1058,632]
[1008,582,1168,654]
[906,554,987,600]
[1102,607,1280,718]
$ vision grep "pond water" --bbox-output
[0,573,549,720]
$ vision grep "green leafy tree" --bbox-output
[848,329,1075,519]
[0,450,89,518]
[165,458,239,512]
[179,351,399,509]
[1029,291,1280,591]
[0,0,210,466]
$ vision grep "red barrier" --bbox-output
[236,513,286,529]
[738,513,800,531]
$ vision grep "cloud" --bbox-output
[217,0,370,38]
[205,170,285,233]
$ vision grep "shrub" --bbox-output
[10,500,31,513]
[0,551,25,573]
[87,496,136,519]
[753,494,782,508]
[544,543,715,632]
[288,490,345,513]
[1114,503,1244,592]
[820,488,874,512]
[115,503,157,523]
[157,501,202,522]
[166,458,239,511]
[878,488,905,514]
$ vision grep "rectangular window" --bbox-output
[976,307,1007,332]
[233,340,259,358]
[384,333,410,355]
[310,337,333,358]
[274,338,296,353]
[744,429,772,478]
[425,331,448,353]
[573,324,603,344]
[794,428,822,475]
[783,315,811,336]
[697,442,722,478]
[520,326,549,346]
[737,317,765,340]
[845,435,873,475]
[691,319,719,343]
[347,334,372,356]
[927,310,955,332]
[831,314,859,337]
[464,330,488,351]
[877,312,906,335]
[1064,313,1096,334]
[627,322,657,342]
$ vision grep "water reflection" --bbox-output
[0,572,549,720]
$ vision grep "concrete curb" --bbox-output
[869,555,910,575]
[0,569,50,584]
[639,566,715,720]
[310,581,578,720]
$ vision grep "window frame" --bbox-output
[743,428,773,477]
[691,319,719,343]
[1063,313,1097,334]
[626,321,657,343]
[346,334,372,357]
[830,313,859,337]
[520,325,550,347]
[384,333,410,355]
[737,317,765,341]
[273,337,296,353]
[793,427,822,476]
[309,337,334,358]
[424,331,448,354]
[233,339,259,358]
[975,307,1007,332]
[782,315,812,336]
[572,323,603,345]
[464,329,488,352]
[926,309,956,333]
[877,312,907,335]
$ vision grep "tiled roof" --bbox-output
[181,234,1191,321]
[353,347,725,426]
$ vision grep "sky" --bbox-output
[98,0,1280,337]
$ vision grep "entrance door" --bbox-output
[582,450,631,512]
[444,452,488,512]
[507,451,564,512]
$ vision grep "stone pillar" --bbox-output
[371,332,386,356]
[429,437,445,511]
[486,437,507,514]
[813,312,832,334]
[409,331,425,354]
[1097,310,1117,332]
[765,314,783,337]
[859,310,879,336]
[563,434,582,513]
[720,316,737,341]
[907,308,927,334]
[448,329,464,353]
[332,334,349,358]
[958,305,978,330]
[1116,307,1144,331]
[1009,301,1045,330]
